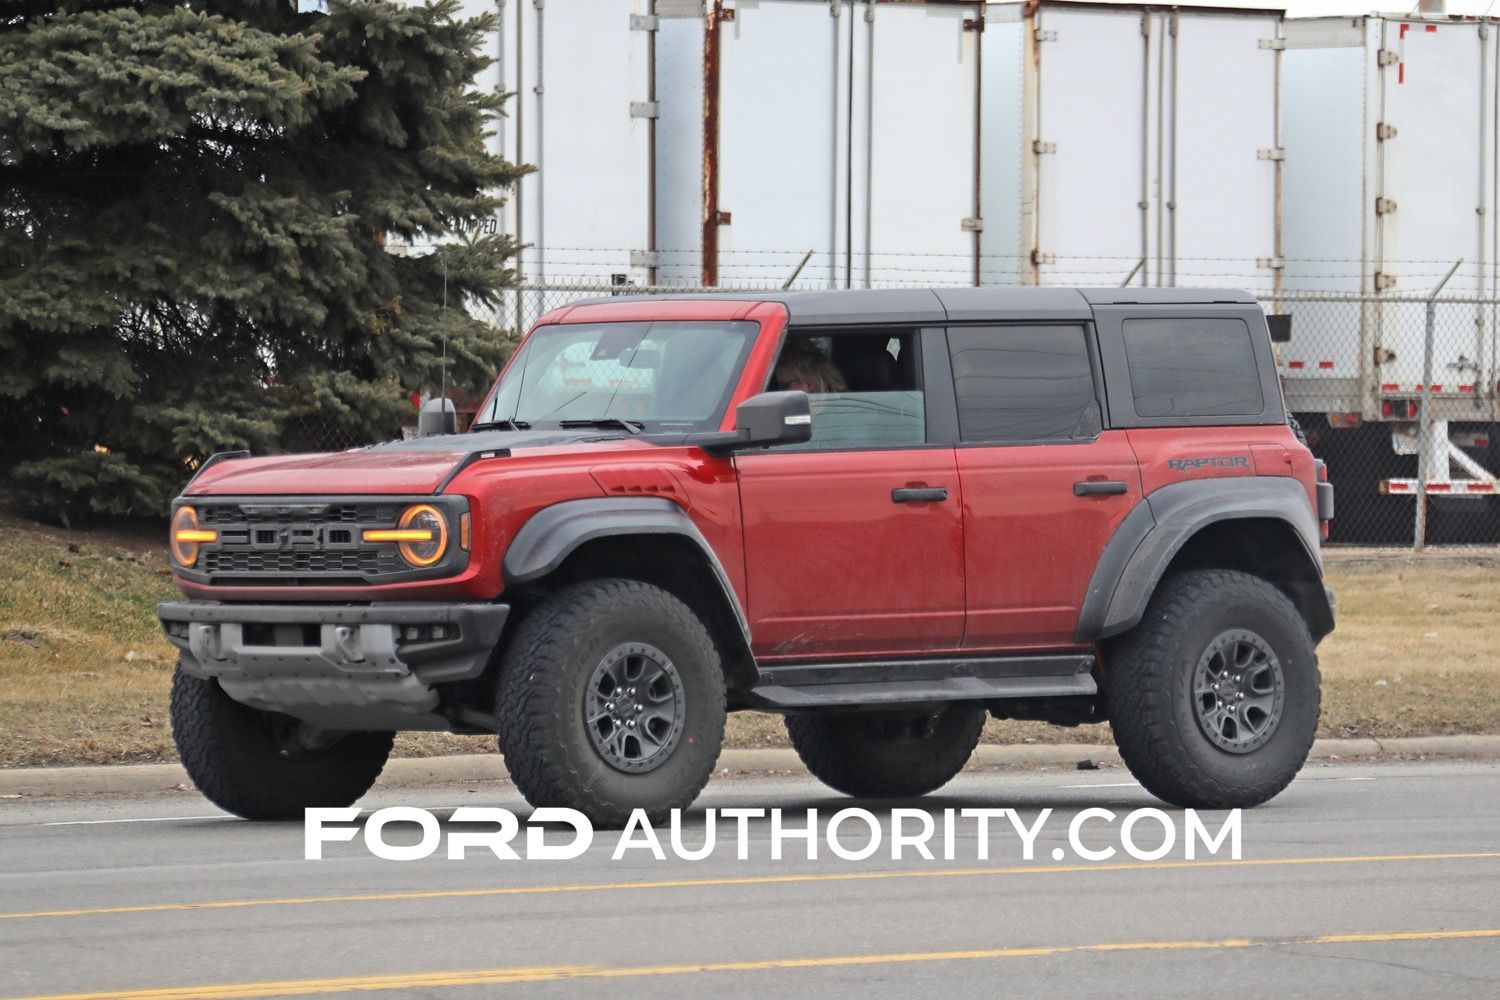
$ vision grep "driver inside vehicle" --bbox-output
[773,337,847,394]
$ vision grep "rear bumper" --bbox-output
[157,601,509,731]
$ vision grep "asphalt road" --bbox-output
[2,759,1498,1000]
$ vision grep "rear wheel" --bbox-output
[1107,569,1320,809]
[497,579,726,827]
[170,668,394,820]
[786,704,986,799]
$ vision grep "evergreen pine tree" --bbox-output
[0,0,525,521]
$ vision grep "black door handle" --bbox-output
[892,486,949,504]
[1074,480,1129,497]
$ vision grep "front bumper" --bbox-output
[157,601,509,731]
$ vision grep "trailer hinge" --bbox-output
[963,17,984,32]
[629,13,659,30]
[1375,272,1398,291]
[1259,37,1286,50]
[1376,122,1398,141]
[629,250,662,269]
[1034,28,1058,43]
[1033,139,1057,155]
[1377,48,1400,66]
[717,3,736,23]
[1032,250,1056,266]
[1257,256,1285,270]
[710,210,732,226]
[629,101,661,119]
[1375,196,1398,216]
[1257,148,1285,161]
[961,217,984,233]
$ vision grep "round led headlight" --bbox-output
[170,506,215,567]
[395,504,448,567]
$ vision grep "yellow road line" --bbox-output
[1,850,1497,923]
[7,928,1500,1000]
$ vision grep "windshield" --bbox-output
[476,320,759,433]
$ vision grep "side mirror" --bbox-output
[418,397,458,437]
[690,391,812,455]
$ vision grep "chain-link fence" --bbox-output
[300,278,1500,548]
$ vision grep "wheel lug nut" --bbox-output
[606,703,614,711]
[627,719,636,728]
[635,703,643,712]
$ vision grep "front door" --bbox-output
[735,328,965,660]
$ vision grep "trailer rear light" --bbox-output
[1326,412,1362,427]
[1381,400,1419,420]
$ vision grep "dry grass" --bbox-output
[0,511,1495,768]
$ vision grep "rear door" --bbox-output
[735,328,964,660]
[948,322,1143,649]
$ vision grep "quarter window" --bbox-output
[1121,317,1265,418]
[947,325,1099,443]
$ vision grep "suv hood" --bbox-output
[184,429,621,496]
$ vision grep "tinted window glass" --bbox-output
[947,325,1098,442]
[1122,318,1265,418]
[771,332,925,450]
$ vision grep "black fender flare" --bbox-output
[1076,477,1332,642]
[503,496,753,652]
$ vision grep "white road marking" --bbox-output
[41,816,225,827]
[1057,782,1139,789]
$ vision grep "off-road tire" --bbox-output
[170,667,394,821]
[1107,569,1321,809]
[496,579,726,827]
[785,704,987,799]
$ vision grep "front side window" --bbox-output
[1122,317,1265,418]
[769,331,925,450]
[476,321,758,433]
[947,325,1099,443]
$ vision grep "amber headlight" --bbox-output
[170,506,216,567]
[363,504,449,567]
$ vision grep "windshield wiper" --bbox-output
[559,417,646,434]
[471,418,532,432]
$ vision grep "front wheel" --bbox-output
[786,704,987,799]
[1106,569,1321,809]
[496,579,726,827]
[170,668,394,820]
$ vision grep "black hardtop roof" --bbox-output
[570,286,1257,326]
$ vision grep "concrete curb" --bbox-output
[2,735,1497,799]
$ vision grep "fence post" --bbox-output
[1413,259,1464,552]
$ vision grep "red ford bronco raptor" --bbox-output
[159,287,1335,824]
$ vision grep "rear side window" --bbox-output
[947,325,1099,443]
[1122,318,1265,418]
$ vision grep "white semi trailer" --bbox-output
[648,0,1283,291]
[1281,13,1500,539]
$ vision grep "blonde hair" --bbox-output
[774,339,847,394]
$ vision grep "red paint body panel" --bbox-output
[1129,424,1312,508]
[185,449,467,497]
[735,448,965,659]
[956,432,1143,649]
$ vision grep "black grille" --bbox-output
[201,504,385,525]
[202,550,391,575]
[191,500,413,584]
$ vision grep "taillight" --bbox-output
[1314,460,1333,540]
